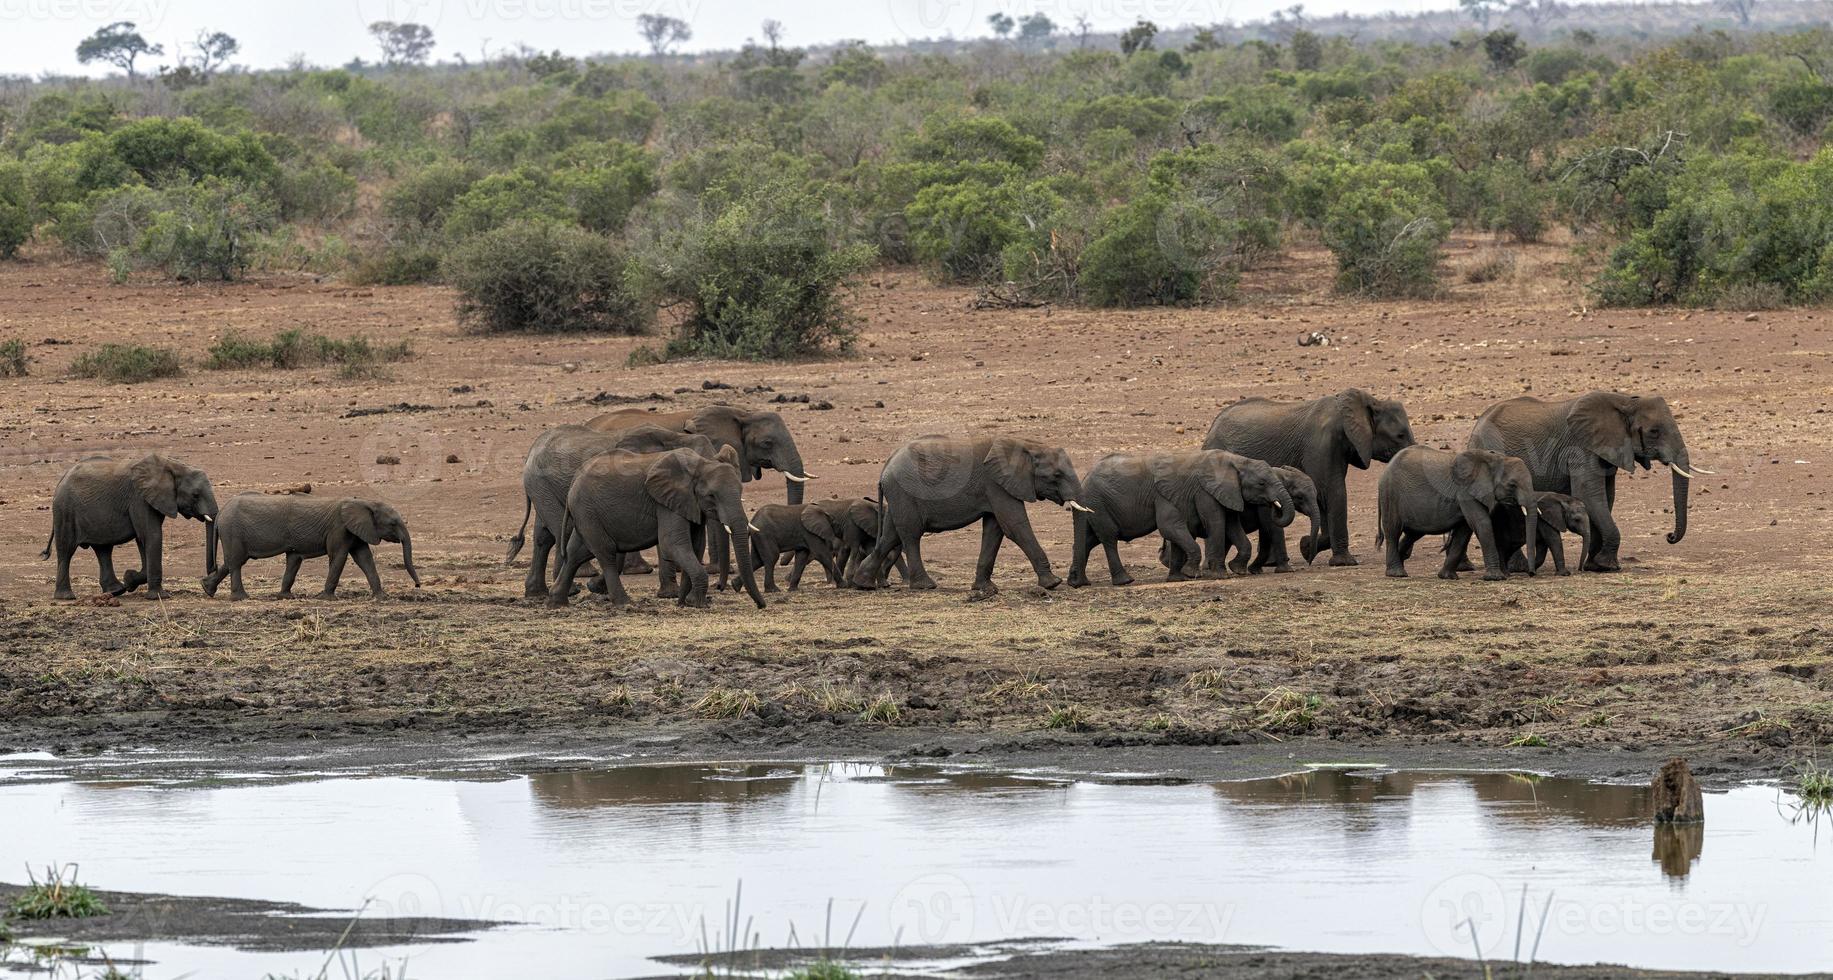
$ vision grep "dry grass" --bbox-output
[693,687,761,719]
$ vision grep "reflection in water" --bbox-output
[1653,823,1705,879]
[529,765,799,808]
[1212,770,1649,827]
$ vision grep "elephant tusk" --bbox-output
[721,523,733,533]
[200,514,214,524]
[785,472,814,483]
[1688,465,1716,475]
[748,523,761,533]
[1669,463,1694,478]
[1067,501,1095,514]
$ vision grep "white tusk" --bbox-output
[1689,465,1716,475]
[721,523,733,533]
[748,523,761,533]
[1067,501,1095,514]
[201,514,214,524]
[784,472,814,483]
[1669,464,1694,478]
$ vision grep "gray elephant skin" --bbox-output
[41,453,218,600]
[1466,391,1700,572]
[550,447,765,609]
[506,423,716,597]
[1511,492,1593,577]
[586,405,814,504]
[1376,446,1539,580]
[1202,388,1415,566]
[203,493,420,600]
[1215,464,1324,574]
[1070,449,1294,587]
[749,503,844,592]
[853,435,1090,594]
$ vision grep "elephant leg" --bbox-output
[1222,512,1251,576]
[660,520,707,608]
[320,543,350,598]
[621,551,654,575]
[138,521,168,599]
[1437,526,1472,579]
[350,542,386,598]
[1539,520,1567,576]
[53,535,78,600]
[1458,500,1507,581]
[1067,513,1093,588]
[808,541,840,589]
[972,515,1004,594]
[1574,467,1620,571]
[1156,505,1206,582]
[1398,529,1426,562]
[94,545,126,595]
[1492,504,1530,574]
[757,537,781,593]
[547,534,595,607]
[1312,465,1357,567]
[992,499,1060,590]
[523,520,555,599]
[1383,511,1407,577]
[895,512,936,590]
[278,553,304,598]
[785,550,811,590]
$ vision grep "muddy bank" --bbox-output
[0,884,498,953]
[660,941,1833,979]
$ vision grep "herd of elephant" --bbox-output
[37,389,1703,605]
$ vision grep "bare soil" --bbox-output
[1,241,1829,762]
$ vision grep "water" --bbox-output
[3,761,1827,977]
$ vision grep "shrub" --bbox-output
[76,116,280,193]
[0,338,26,376]
[10,865,109,920]
[1078,191,1237,306]
[276,159,358,222]
[1772,82,1833,137]
[446,219,649,334]
[70,344,183,383]
[442,169,569,241]
[380,161,479,236]
[206,329,411,370]
[132,179,276,280]
[1322,162,1448,298]
[349,243,443,285]
[1470,161,1548,242]
[906,177,1057,282]
[638,178,875,359]
[0,161,30,258]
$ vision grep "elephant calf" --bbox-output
[750,503,844,592]
[1509,493,1593,577]
[1071,450,1294,587]
[42,453,219,600]
[1376,447,1539,580]
[813,496,905,588]
[202,492,420,600]
[1217,465,1324,575]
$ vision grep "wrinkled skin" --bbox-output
[587,405,813,504]
[1070,450,1294,588]
[1466,391,1695,572]
[42,454,218,600]
[749,503,843,592]
[852,435,1087,594]
[1203,388,1414,567]
[505,423,716,598]
[1376,447,1539,580]
[1507,492,1593,577]
[549,447,764,610]
[805,497,906,588]
[1223,465,1324,575]
[203,493,419,600]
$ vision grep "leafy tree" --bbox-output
[1186,28,1224,53]
[1483,30,1527,71]
[1119,20,1158,55]
[1291,30,1324,71]
[0,161,30,258]
[1459,0,1505,26]
[76,22,163,79]
[368,22,435,67]
[192,31,240,75]
[988,13,1015,38]
[637,14,692,56]
[1018,14,1056,46]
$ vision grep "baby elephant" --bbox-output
[203,492,420,600]
[1071,449,1295,587]
[1509,492,1593,577]
[750,503,844,592]
[1377,447,1538,580]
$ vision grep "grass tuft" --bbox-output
[0,338,26,377]
[1508,733,1551,748]
[858,694,902,724]
[1043,705,1086,731]
[693,687,760,719]
[69,344,183,384]
[1255,688,1323,732]
[1794,758,1833,804]
[10,865,109,920]
[1184,669,1234,695]
[787,964,862,980]
[206,329,411,375]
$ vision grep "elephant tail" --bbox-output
[555,505,573,568]
[38,527,53,561]
[504,496,531,565]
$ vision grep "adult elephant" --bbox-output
[586,406,813,504]
[1202,389,1415,567]
[505,423,715,598]
[851,435,1091,594]
[1465,391,1703,572]
[1070,449,1294,587]
[41,454,218,600]
[1376,446,1540,580]
[549,447,764,610]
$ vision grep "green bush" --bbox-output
[132,179,276,280]
[443,169,570,241]
[381,161,480,236]
[639,178,875,359]
[0,161,30,258]
[0,338,27,376]
[76,116,279,194]
[1322,162,1448,297]
[1470,161,1548,242]
[446,219,650,334]
[906,177,1058,282]
[276,159,358,222]
[350,244,443,285]
[70,344,183,383]
[1772,82,1833,137]
[1078,191,1236,306]
[206,329,411,370]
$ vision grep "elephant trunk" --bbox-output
[1518,490,1542,575]
[781,449,809,506]
[1667,450,1690,545]
[727,523,765,609]
[400,529,422,587]
[205,520,218,576]
[1302,504,1323,561]
[1272,483,1297,528]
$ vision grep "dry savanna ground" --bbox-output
[1,240,1829,754]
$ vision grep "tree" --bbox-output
[1511,0,1567,27]
[1119,19,1158,55]
[369,21,435,66]
[761,19,785,50]
[1074,15,1093,48]
[76,22,163,79]
[192,31,240,76]
[988,13,1015,39]
[1291,29,1323,70]
[1482,29,1526,70]
[1017,13,1055,46]
[1459,0,1506,26]
[1716,0,1757,24]
[637,13,692,56]
[1186,28,1224,53]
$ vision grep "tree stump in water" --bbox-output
[1650,757,1705,823]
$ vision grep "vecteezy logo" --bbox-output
[887,873,975,945]
[1421,873,1510,957]
[354,0,446,32]
[886,0,978,42]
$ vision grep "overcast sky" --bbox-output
[0,0,1478,77]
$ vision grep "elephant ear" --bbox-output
[339,500,382,545]
[129,455,179,517]
[645,450,703,523]
[849,498,880,533]
[1452,452,1499,509]
[686,409,748,475]
[985,439,1038,502]
[1339,390,1375,469]
[1197,457,1248,512]
[800,507,841,546]
[1571,393,1637,473]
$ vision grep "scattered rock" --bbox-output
[809,400,833,410]
[342,403,435,419]
[1649,757,1705,824]
[445,454,461,464]
[268,483,313,495]
[1298,331,1331,347]
[702,380,733,390]
[375,455,401,466]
